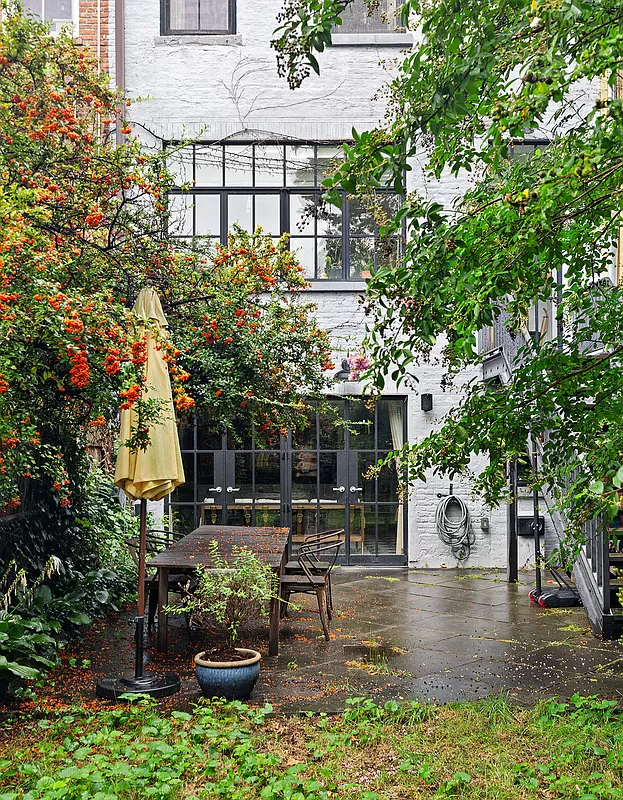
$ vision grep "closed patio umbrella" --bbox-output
[96,286,184,699]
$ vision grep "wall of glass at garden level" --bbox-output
[165,398,408,565]
[164,140,404,282]
[161,0,236,35]
[286,397,408,565]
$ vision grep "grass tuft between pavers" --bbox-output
[1,693,622,799]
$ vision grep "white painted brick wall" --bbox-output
[122,0,594,568]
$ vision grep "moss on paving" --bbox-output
[1,694,623,798]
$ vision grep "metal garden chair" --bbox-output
[284,528,344,612]
[279,539,343,640]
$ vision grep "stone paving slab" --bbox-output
[3,567,622,714]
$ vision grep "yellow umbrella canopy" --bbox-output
[114,287,184,501]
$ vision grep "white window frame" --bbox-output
[18,1,79,37]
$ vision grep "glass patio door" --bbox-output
[345,398,405,563]
[290,398,349,553]
[170,399,407,564]
[222,438,282,529]
[195,426,282,529]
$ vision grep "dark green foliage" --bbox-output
[0,463,136,584]
[0,465,136,694]
[0,611,60,693]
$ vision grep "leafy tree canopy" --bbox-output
[0,8,333,513]
[273,0,623,538]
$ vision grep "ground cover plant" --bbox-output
[1,694,623,798]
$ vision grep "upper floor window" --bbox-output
[162,0,235,35]
[337,0,405,34]
[166,141,403,282]
[22,0,78,35]
[509,138,549,162]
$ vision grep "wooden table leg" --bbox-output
[157,566,168,653]
[268,574,281,656]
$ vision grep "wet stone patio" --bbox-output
[15,569,623,713]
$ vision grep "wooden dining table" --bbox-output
[147,524,290,656]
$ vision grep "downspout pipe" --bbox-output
[115,0,125,145]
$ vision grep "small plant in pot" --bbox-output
[168,541,276,700]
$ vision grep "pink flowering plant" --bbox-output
[347,353,371,381]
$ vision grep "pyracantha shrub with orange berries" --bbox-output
[0,8,333,520]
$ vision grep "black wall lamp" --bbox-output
[421,393,433,412]
[334,359,351,381]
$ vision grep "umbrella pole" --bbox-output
[135,499,147,679]
[95,496,180,700]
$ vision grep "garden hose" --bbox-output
[435,494,475,560]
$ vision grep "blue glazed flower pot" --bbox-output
[194,648,261,701]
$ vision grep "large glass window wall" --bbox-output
[167,397,407,563]
[167,142,403,281]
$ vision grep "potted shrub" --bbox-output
[168,541,276,700]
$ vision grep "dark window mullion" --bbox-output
[193,448,198,527]
[313,144,318,187]
[343,192,349,280]
[281,189,289,238]
[192,154,197,236]
[220,191,227,245]
[314,192,319,280]
[315,407,320,530]
[282,143,286,187]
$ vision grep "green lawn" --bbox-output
[1,694,623,799]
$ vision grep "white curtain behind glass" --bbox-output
[170,0,199,30]
[170,0,229,31]
[388,401,404,554]
[200,0,229,30]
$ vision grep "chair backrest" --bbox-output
[147,528,184,552]
[304,528,345,545]
[299,539,343,578]
[124,528,183,566]
[301,529,344,565]
[124,536,140,567]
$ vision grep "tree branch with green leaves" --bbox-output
[274,0,623,545]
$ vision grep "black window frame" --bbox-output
[161,0,236,36]
[164,140,404,282]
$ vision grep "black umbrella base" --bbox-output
[96,671,181,700]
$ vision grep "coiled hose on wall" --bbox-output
[435,494,475,560]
